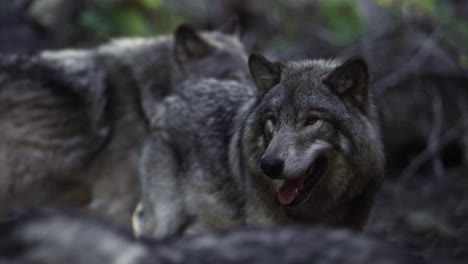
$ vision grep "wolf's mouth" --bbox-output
[277,156,327,207]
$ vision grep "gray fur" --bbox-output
[0,24,249,225]
[0,53,110,207]
[136,54,384,237]
[0,212,411,264]
[90,25,249,224]
[97,25,250,119]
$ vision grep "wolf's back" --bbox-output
[0,54,110,206]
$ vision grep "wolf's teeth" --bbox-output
[295,188,299,195]
[273,179,285,190]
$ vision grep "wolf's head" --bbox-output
[171,21,250,85]
[243,54,384,221]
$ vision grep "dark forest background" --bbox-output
[1,0,467,263]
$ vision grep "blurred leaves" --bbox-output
[113,8,150,36]
[79,9,112,41]
[376,0,438,14]
[318,0,364,45]
[372,0,468,67]
[139,0,162,9]
[57,0,190,45]
[22,0,468,62]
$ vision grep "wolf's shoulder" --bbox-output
[176,78,253,98]
[151,78,253,130]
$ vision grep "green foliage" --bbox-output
[376,0,468,67]
[376,0,438,14]
[78,9,112,41]
[113,8,150,36]
[139,0,163,9]
[318,0,364,45]
[36,0,466,61]
[69,0,190,44]
[148,5,188,35]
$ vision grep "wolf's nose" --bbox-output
[260,157,284,179]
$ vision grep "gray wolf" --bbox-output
[96,20,249,118]
[0,22,249,225]
[135,53,384,237]
[0,211,410,264]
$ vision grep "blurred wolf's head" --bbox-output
[171,21,250,85]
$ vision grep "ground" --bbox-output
[367,168,468,264]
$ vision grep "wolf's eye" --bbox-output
[306,117,319,126]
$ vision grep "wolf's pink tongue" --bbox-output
[277,177,305,205]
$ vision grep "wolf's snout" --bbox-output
[260,156,284,179]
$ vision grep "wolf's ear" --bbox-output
[174,25,213,63]
[219,16,241,38]
[324,57,369,109]
[249,53,282,97]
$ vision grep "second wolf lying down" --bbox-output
[0,23,248,225]
[136,54,385,237]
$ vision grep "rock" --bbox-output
[0,211,413,264]
[404,211,456,237]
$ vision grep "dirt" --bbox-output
[366,168,468,264]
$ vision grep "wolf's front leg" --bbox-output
[137,134,189,237]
